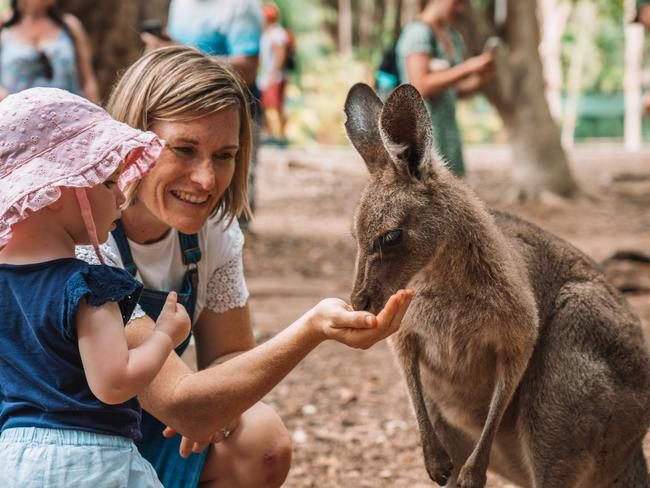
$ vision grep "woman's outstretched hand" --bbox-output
[310,290,413,350]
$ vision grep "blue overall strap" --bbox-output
[110,219,138,277]
[135,232,205,488]
[178,232,201,265]
[177,232,200,326]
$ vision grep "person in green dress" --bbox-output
[396,0,494,176]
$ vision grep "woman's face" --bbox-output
[437,0,464,22]
[21,0,57,11]
[134,107,240,235]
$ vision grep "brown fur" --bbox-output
[345,83,650,488]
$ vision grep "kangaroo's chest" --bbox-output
[393,308,501,428]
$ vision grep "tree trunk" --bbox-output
[372,0,387,48]
[357,0,375,51]
[624,22,644,151]
[338,0,352,55]
[538,0,571,122]
[455,0,578,198]
[60,0,170,101]
[393,0,404,41]
[561,1,595,149]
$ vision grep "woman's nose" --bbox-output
[192,159,217,190]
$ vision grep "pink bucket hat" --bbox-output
[0,87,164,260]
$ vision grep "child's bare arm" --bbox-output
[77,291,190,405]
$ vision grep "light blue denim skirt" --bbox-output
[0,427,163,487]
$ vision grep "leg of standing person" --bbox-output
[198,402,292,487]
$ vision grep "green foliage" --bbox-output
[277,0,633,145]
[272,0,338,80]
[285,55,371,146]
[561,2,625,95]
[457,96,505,144]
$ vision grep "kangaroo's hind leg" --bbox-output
[521,283,650,488]
[609,446,649,488]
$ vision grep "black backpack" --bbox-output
[284,29,297,72]
[375,43,400,97]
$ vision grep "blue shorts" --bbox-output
[137,411,209,487]
[0,427,162,487]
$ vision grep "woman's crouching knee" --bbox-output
[201,403,292,487]
[260,422,292,487]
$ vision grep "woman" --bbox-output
[396,0,493,176]
[80,45,411,488]
[0,0,99,102]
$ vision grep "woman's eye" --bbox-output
[174,146,194,155]
[214,152,235,162]
[380,229,403,247]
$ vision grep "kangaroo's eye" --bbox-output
[381,229,403,247]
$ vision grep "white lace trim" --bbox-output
[205,250,249,314]
[75,244,146,322]
[76,243,118,266]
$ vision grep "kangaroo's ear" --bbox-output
[344,83,390,175]
[379,84,435,180]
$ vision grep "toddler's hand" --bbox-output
[155,291,191,347]
[311,290,413,350]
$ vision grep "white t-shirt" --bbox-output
[258,24,288,90]
[76,216,249,323]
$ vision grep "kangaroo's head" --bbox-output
[346,83,460,313]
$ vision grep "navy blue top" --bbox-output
[0,258,144,440]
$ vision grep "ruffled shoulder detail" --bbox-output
[63,264,143,338]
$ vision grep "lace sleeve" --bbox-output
[75,244,146,323]
[75,243,120,266]
[205,249,249,314]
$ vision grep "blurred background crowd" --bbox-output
[0,0,649,200]
[0,0,646,144]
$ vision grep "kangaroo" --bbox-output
[345,83,650,488]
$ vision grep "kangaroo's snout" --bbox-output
[350,291,371,312]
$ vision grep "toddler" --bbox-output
[0,88,190,487]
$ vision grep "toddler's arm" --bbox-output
[77,291,190,405]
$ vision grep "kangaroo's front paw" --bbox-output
[456,464,487,488]
[423,449,454,486]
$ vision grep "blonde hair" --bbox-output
[106,45,252,223]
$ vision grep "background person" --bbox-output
[259,2,290,145]
[81,45,413,488]
[396,0,494,177]
[0,0,99,102]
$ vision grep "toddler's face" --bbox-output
[84,168,126,242]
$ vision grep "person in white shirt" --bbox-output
[258,2,290,142]
[77,45,413,488]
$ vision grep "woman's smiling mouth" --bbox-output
[171,190,210,205]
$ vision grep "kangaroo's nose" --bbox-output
[351,292,371,312]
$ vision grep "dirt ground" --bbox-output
[214,144,650,487]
